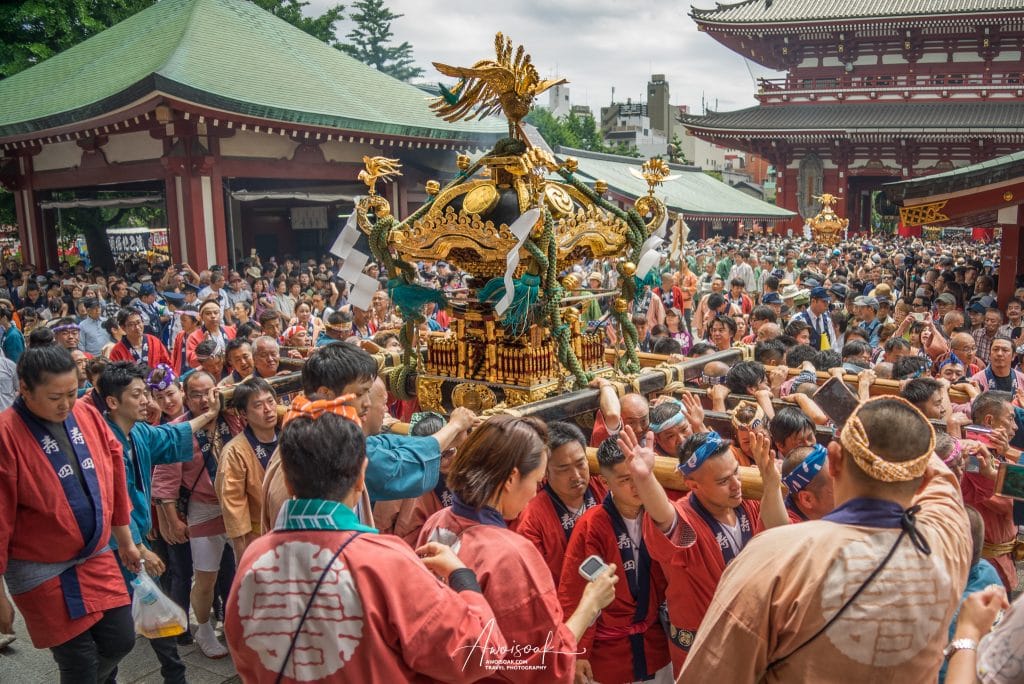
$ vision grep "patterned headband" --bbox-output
[731,400,766,432]
[781,444,828,495]
[282,393,361,427]
[678,431,726,476]
[650,399,687,434]
[146,363,177,391]
[840,396,934,483]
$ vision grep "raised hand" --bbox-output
[751,430,778,483]
[618,425,657,481]
[679,392,706,434]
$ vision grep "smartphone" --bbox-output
[911,312,928,322]
[812,376,860,429]
[578,555,610,582]
[994,462,1024,500]
[964,451,981,474]
[964,425,994,448]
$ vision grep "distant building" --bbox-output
[682,1,1024,233]
[547,82,571,119]
[599,100,667,157]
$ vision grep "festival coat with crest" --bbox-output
[558,503,671,684]
[0,400,132,648]
[225,526,507,683]
[644,495,763,674]
[516,476,607,585]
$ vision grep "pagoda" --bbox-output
[682,1,1024,233]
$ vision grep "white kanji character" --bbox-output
[41,436,60,454]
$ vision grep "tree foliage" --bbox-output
[250,0,345,46]
[525,108,608,152]
[340,0,423,82]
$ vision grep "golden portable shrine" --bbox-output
[340,33,675,413]
[804,193,849,247]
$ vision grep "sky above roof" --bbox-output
[307,0,782,115]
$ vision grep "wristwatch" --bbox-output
[942,638,978,661]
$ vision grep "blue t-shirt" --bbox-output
[938,559,1002,683]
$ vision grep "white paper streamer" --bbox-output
[494,208,541,315]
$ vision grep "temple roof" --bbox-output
[887,148,1024,201]
[556,147,795,221]
[679,102,1024,137]
[690,0,1024,26]
[0,0,505,143]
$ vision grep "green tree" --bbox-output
[341,0,423,81]
[668,133,689,165]
[0,0,345,256]
[524,107,607,152]
[250,0,345,46]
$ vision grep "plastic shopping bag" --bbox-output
[131,563,187,639]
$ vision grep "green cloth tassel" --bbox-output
[632,271,660,304]
[388,278,447,319]
[439,83,460,105]
[478,273,541,332]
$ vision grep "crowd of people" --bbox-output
[0,232,1022,683]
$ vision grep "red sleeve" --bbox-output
[557,516,597,655]
[364,537,509,681]
[0,422,16,574]
[642,502,697,567]
[108,342,128,362]
[185,329,201,368]
[148,335,172,369]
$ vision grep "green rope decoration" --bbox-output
[528,209,590,388]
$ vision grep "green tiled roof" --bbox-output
[680,102,1024,135]
[887,149,1024,202]
[691,0,1024,25]
[556,147,794,221]
[0,0,505,143]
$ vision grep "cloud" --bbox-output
[306,0,783,114]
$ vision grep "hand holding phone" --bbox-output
[579,555,610,582]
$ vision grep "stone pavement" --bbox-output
[0,604,239,684]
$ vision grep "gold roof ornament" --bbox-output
[430,32,568,140]
[805,193,849,247]
[342,32,670,409]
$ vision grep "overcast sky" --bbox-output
[306,0,784,114]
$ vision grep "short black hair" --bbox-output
[235,322,261,340]
[892,355,928,380]
[97,361,147,402]
[195,339,220,358]
[785,344,818,369]
[900,377,942,407]
[689,342,716,356]
[16,344,77,391]
[814,349,842,371]
[754,339,786,365]
[972,390,1013,424]
[725,360,766,395]
[301,342,377,396]
[280,413,365,500]
[652,336,682,355]
[596,436,625,469]
[706,292,727,312]
[225,337,251,358]
[116,307,142,328]
[547,421,586,452]
[410,412,447,436]
[841,340,872,361]
[884,336,911,353]
[784,319,810,339]
[231,376,276,411]
[768,406,814,451]
[27,326,55,348]
[750,306,775,323]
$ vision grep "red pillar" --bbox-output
[13,153,51,268]
[997,205,1021,308]
[162,130,226,270]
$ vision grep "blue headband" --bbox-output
[938,352,963,370]
[650,399,687,434]
[781,444,828,495]
[678,431,724,476]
